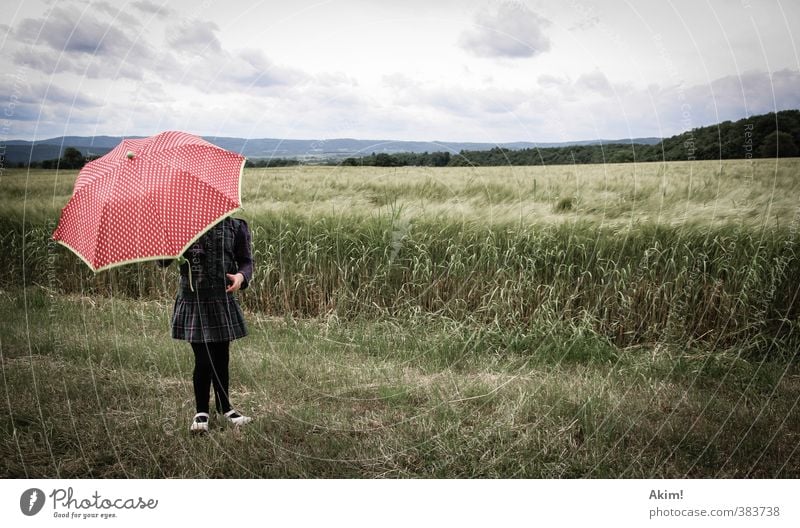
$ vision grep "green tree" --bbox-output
[609,150,634,163]
[759,131,799,158]
[374,153,398,167]
[60,147,86,169]
[430,151,451,167]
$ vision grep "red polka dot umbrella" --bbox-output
[52,131,246,272]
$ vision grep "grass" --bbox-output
[1,159,799,477]
[4,159,800,226]
[3,208,797,352]
[1,286,797,478]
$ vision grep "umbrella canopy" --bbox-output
[52,131,246,272]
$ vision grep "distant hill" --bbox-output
[5,109,797,168]
[444,110,800,166]
[2,135,126,165]
[0,135,661,165]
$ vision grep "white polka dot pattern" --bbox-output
[52,131,245,271]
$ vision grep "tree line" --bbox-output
[244,158,300,168]
[334,110,800,167]
[9,109,798,170]
[13,147,93,169]
[340,151,452,167]
[11,148,300,170]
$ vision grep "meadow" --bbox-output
[1,158,799,477]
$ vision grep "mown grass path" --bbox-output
[2,287,797,478]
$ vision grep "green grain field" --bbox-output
[1,159,799,477]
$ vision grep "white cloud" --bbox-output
[2,1,798,143]
[15,6,150,57]
[575,71,613,96]
[381,73,419,90]
[131,0,174,17]
[569,15,600,31]
[530,69,800,141]
[651,69,800,132]
[92,1,125,18]
[13,47,66,74]
[34,83,99,107]
[167,19,222,54]
[459,2,551,59]
[708,69,800,120]
[12,8,305,93]
[537,74,568,88]
[231,48,306,88]
[148,45,309,95]
[14,45,147,80]
[12,6,154,80]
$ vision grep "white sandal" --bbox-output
[223,409,252,427]
[190,412,210,434]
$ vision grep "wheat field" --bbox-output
[1,159,798,477]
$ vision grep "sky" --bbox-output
[1,0,799,143]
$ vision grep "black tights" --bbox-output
[191,341,231,414]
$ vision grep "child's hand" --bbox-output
[225,273,245,293]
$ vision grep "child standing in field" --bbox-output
[158,216,254,433]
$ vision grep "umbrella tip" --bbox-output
[126,151,135,159]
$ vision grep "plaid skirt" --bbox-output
[170,293,248,343]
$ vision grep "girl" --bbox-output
[159,216,254,433]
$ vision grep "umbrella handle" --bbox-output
[176,256,194,292]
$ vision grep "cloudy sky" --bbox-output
[1,0,799,143]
